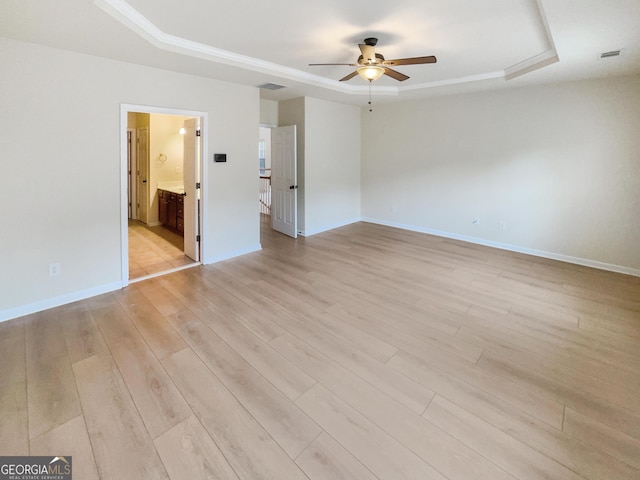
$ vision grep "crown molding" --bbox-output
[94,0,558,96]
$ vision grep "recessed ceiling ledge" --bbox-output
[504,49,559,80]
[95,0,560,96]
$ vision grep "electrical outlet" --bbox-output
[472,217,480,224]
[49,263,61,277]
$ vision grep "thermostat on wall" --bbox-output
[214,153,227,163]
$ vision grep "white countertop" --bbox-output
[157,182,184,195]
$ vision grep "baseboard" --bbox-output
[203,243,262,264]
[0,281,123,323]
[362,217,640,277]
[298,217,362,237]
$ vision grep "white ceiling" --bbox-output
[1,0,639,105]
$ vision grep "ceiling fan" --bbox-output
[309,37,437,82]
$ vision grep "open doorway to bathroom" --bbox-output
[121,105,206,285]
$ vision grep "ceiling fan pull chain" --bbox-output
[368,80,373,112]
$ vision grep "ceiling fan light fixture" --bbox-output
[357,65,385,81]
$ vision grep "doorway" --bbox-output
[120,105,208,287]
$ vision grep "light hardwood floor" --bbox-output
[1,220,639,480]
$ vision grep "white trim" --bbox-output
[400,71,505,92]
[299,218,362,237]
[128,262,201,284]
[361,217,640,278]
[203,244,262,265]
[505,0,559,80]
[504,50,559,80]
[0,281,122,323]
[120,104,208,288]
[95,0,558,95]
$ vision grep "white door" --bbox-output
[183,118,200,261]
[271,125,297,238]
[136,127,149,224]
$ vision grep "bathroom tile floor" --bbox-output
[128,220,193,279]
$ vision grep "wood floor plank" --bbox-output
[259,300,434,415]
[165,307,321,458]
[0,381,28,455]
[0,325,25,391]
[2,220,639,480]
[563,407,640,471]
[469,306,640,371]
[481,341,640,408]
[114,285,188,360]
[73,353,170,479]
[273,333,516,480]
[198,309,317,401]
[162,348,309,480]
[136,278,187,317]
[57,302,107,364]
[424,395,584,480]
[91,301,192,439]
[30,415,100,480]
[25,312,82,439]
[335,294,483,363]
[154,415,239,480]
[389,351,640,480]
[477,348,640,440]
[456,319,640,392]
[295,432,379,480]
[177,268,287,342]
[0,317,27,456]
[0,317,25,340]
[297,384,447,480]
[330,306,565,428]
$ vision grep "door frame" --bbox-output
[120,104,208,287]
[126,127,137,220]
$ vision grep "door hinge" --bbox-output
[196,235,200,242]
[196,182,201,189]
[196,129,201,137]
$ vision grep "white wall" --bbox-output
[362,75,640,273]
[0,38,260,320]
[260,99,278,126]
[304,97,361,235]
[148,114,188,225]
[279,97,361,236]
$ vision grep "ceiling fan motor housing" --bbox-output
[357,53,385,65]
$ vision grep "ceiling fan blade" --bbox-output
[359,44,376,63]
[383,68,410,81]
[383,55,437,66]
[309,63,357,66]
[339,71,359,82]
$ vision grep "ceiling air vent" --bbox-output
[600,50,622,59]
[258,83,286,90]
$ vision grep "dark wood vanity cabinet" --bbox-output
[158,189,184,235]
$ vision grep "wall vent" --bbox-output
[600,50,622,59]
[258,83,286,90]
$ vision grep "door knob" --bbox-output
[289,185,298,190]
